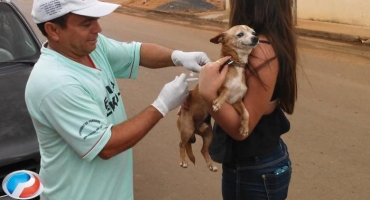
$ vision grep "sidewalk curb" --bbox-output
[118,5,368,45]
[118,5,226,24]
[296,28,361,43]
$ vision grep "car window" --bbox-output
[0,3,39,62]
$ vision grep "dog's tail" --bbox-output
[186,143,195,165]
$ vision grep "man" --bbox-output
[25,0,211,199]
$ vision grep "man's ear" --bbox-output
[210,33,225,44]
[44,22,60,41]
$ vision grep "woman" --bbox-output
[198,0,297,199]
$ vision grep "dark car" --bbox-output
[0,0,41,198]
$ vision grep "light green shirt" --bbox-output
[25,34,141,200]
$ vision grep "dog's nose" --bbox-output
[252,36,259,44]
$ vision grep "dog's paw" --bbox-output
[239,127,249,137]
[180,161,188,168]
[212,103,222,112]
[212,99,222,112]
[209,165,218,172]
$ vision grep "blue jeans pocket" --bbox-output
[261,166,291,200]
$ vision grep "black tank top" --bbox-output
[209,105,290,163]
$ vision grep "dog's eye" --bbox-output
[252,31,256,35]
[237,32,244,37]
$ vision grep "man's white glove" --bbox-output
[171,50,211,73]
[152,73,189,116]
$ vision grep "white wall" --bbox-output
[298,0,370,27]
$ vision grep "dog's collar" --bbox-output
[219,59,246,72]
[228,59,247,69]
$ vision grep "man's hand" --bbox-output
[171,50,211,72]
[152,73,189,116]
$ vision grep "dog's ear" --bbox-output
[210,33,225,44]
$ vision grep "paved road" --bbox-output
[15,1,370,199]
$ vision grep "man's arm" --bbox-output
[99,106,162,159]
[139,43,174,69]
[99,73,189,159]
[139,43,212,72]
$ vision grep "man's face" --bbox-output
[57,14,102,56]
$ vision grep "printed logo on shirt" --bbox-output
[104,80,121,117]
[79,119,108,139]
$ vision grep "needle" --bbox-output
[186,77,199,82]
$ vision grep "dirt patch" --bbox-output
[108,0,224,13]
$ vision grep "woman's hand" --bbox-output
[198,56,230,103]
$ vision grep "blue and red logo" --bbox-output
[2,170,44,199]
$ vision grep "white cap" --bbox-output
[31,0,121,23]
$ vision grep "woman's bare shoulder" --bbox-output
[247,35,278,72]
[250,35,276,61]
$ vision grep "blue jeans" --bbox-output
[222,139,291,200]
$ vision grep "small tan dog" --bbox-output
[177,25,259,171]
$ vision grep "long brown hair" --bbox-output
[229,0,297,114]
